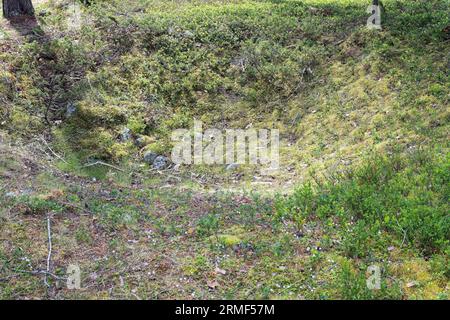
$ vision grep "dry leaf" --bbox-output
[406,281,419,288]
[207,280,219,289]
[215,267,226,275]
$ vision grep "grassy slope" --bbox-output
[0,0,449,299]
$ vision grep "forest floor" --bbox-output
[0,0,448,299]
[1,129,447,300]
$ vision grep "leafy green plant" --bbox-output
[197,213,220,237]
[276,150,450,256]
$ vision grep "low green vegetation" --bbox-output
[276,150,449,257]
[2,0,448,173]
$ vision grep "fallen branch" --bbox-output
[39,136,67,164]
[15,269,65,281]
[82,161,125,172]
[59,201,94,215]
[45,214,53,287]
[1,268,66,282]
[0,274,19,282]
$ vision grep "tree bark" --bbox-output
[2,0,34,18]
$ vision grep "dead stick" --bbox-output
[15,269,65,280]
[82,161,125,172]
[44,214,53,287]
[39,136,67,164]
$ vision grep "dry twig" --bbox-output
[39,136,67,164]
[44,214,53,287]
[83,161,125,172]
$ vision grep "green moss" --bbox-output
[107,142,134,161]
[214,226,247,246]
[127,116,147,135]
[217,234,242,247]
[143,141,170,155]
[182,254,211,276]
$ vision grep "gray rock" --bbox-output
[153,156,170,170]
[135,136,145,147]
[38,10,49,17]
[5,189,33,198]
[5,191,17,198]
[120,127,132,142]
[183,30,195,38]
[135,136,151,147]
[66,102,77,117]
[226,163,239,171]
[143,151,158,164]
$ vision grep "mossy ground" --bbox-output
[0,0,449,299]
[0,141,447,299]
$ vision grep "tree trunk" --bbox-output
[372,0,379,5]
[2,0,34,18]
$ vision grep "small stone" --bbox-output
[66,102,77,117]
[183,30,194,38]
[38,10,49,17]
[226,163,239,171]
[215,267,226,275]
[406,281,419,288]
[143,151,158,164]
[295,231,304,238]
[120,128,132,142]
[5,189,32,198]
[135,136,153,147]
[152,156,170,170]
[135,137,144,146]
[21,189,33,196]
